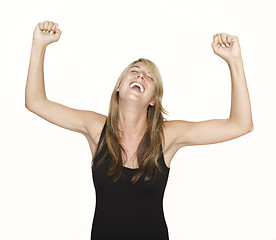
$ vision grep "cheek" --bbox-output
[150,83,156,92]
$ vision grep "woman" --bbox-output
[25,21,254,240]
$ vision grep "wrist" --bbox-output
[227,56,243,65]
[32,39,47,49]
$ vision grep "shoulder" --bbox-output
[162,120,188,152]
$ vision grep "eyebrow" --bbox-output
[131,65,151,74]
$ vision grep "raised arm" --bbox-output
[167,33,254,149]
[25,20,105,138]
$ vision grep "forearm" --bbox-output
[227,57,254,131]
[25,40,48,107]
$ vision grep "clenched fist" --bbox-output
[211,33,242,63]
[33,20,62,47]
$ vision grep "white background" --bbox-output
[1,0,275,239]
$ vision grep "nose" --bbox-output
[136,72,144,80]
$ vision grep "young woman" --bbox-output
[25,20,254,240]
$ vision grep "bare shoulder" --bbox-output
[163,120,187,150]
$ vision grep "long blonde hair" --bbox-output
[92,58,169,184]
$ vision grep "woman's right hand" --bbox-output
[33,20,61,47]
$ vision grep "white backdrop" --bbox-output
[1,0,275,239]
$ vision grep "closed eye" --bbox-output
[131,70,153,80]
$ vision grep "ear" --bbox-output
[149,98,155,106]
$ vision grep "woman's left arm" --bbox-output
[168,33,254,148]
[216,33,254,131]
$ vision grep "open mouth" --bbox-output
[129,81,145,93]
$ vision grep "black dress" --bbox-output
[91,120,170,240]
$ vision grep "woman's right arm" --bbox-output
[25,21,105,138]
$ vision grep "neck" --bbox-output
[117,101,148,140]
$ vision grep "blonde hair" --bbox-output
[92,58,169,184]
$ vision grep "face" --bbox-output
[117,61,156,107]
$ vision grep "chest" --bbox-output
[85,121,179,169]
[119,139,141,168]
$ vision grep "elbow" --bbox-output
[25,96,31,109]
[244,123,254,133]
[237,123,254,134]
[248,124,254,132]
[25,104,32,112]
[25,102,32,110]
[229,118,254,133]
[25,101,35,111]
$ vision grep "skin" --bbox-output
[26,21,254,169]
[114,62,158,166]
[116,61,156,141]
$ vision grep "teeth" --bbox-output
[130,82,145,93]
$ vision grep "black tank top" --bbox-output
[91,120,170,240]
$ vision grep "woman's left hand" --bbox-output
[211,33,242,63]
